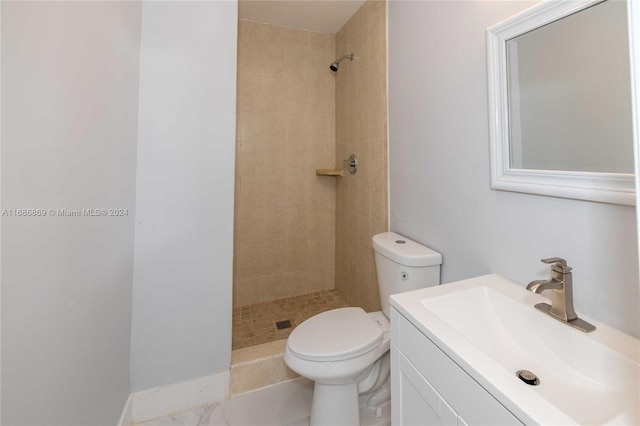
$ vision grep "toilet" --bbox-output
[284,232,442,426]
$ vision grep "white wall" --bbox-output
[1,2,141,424]
[130,1,237,391]
[388,0,639,337]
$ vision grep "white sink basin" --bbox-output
[390,274,640,425]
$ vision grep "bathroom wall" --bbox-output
[335,0,388,312]
[388,1,640,337]
[1,2,141,424]
[131,1,237,391]
[234,21,336,307]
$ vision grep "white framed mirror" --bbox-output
[487,0,635,205]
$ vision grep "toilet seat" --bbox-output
[288,307,383,362]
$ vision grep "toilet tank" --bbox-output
[372,232,442,317]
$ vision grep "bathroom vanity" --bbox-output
[390,274,640,425]
[390,309,522,425]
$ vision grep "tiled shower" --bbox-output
[233,0,388,350]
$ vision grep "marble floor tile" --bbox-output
[134,378,313,426]
[135,403,219,426]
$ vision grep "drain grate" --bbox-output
[275,319,292,330]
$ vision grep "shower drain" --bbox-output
[275,320,292,330]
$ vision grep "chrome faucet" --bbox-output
[527,257,595,333]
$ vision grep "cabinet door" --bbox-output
[391,344,458,426]
[392,309,523,425]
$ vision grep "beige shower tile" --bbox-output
[279,78,311,114]
[342,174,357,214]
[234,241,279,280]
[369,171,388,218]
[284,239,308,273]
[286,110,309,144]
[287,207,310,240]
[262,243,292,276]
[236,15,389,317]
[310,143,336,171]
[365,57,387,100]
[237,74,269,110]
[336,17,349,50]
[361,96,387,140]
[343,104,359,144]
[368,137,387,178]
[343,211,359,250]
[354,253,372,307]
[310,179,337,214]
[236,107,288,146]
[335,101,347,146]
[235,175,284,210]
[307,233,335,272]
[268,24,305,49]
[230,356,299,395]
[235,207,281,244]
[309,206,335,239]
[307,269,335,293]
[347,10,366,56]
[366,1,386,58]
[233,275,265,307]
[335,142,349,171]
[308,32,335,68]
[236,140,288,177]
[308,112,335,145]
[356,216,372,255]
[285,273,310,297]
[283,178,311,208]
[274,273,305,302]
[286,110,333,145]
[307,77,335,114]
[235,107,255,142]
[365,2,387,98]
[239,25,270,76]
[286,139,313,177]
[370,192,388,233]
[232,339,287,365]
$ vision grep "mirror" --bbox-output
[487,0,635,205]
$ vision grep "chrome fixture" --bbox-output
[343,154,358,174]
[330,54,354,72]
[516,369,540,386]
[526,257,595,333]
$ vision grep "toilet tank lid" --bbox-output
[372,232,442,267]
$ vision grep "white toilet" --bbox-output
[284,232,442,426]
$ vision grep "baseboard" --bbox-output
[131,371,229,423]
[117,394,132,426]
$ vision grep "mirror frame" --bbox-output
[486,0,635,206]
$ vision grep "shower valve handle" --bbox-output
[343,154,358,174]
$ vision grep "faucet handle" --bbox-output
[541,257,572,273]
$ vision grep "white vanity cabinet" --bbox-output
[390,307,523,426]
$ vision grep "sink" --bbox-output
[390,274,640,425]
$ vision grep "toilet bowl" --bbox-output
[284,232,442,426]
[284,309,390,425]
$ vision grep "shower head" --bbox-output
[330,54,354,72]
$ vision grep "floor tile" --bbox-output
[232,289,349,350]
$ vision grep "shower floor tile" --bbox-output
[232,289,349,350]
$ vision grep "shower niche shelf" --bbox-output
[316,168,344,177]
